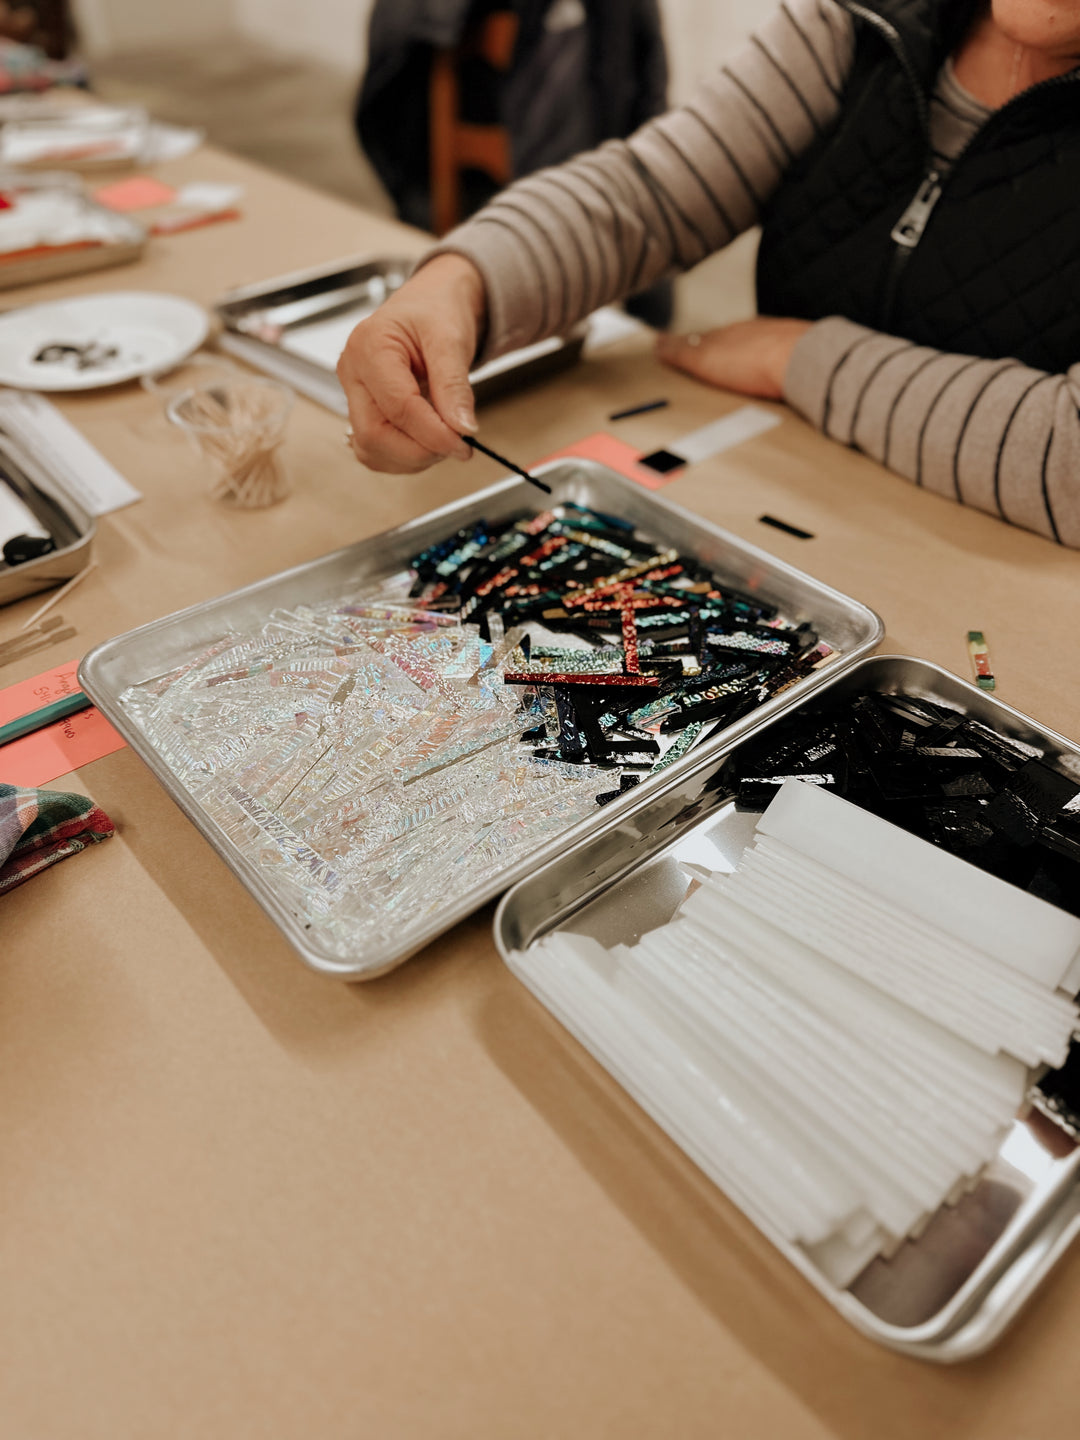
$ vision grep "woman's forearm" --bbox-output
[785,316,1080,547]
[429,0,855,362]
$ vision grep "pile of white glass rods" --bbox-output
[509,781,1080,1282]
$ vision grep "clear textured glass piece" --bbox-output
[119,581,610,956]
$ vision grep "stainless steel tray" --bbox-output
[0,428,95,606]
[214,255,586,415]
[494,654,1080,1361]
[0,169,145,291]
[78,458,882,979]
[0,104,150,172]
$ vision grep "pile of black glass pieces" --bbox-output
[731,689,1080,911]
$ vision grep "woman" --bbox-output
[338,0,1080,547]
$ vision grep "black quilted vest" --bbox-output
[755,0,1080,373]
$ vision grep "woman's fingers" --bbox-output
[341,327,471,462]
[344,383,446,474]
[337,253,488,474]
[424,328,479,437]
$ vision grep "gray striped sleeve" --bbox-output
[429,0,854,360]
[785,316,1080,548]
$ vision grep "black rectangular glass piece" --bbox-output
[637,448,686,475]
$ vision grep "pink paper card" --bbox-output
[93,176,177,212]
[0,661,127,788]
[537,431,673,490]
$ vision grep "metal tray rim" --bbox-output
[214,256,590,408]
[491,654,1078,885]
[78,460,882,980]
[214,253,418,315]
[0,428,96,603]
[492,652,1080,1361]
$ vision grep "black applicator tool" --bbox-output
[463,435,552,494]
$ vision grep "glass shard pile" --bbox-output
[119,577,611,960]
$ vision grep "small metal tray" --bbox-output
[0,105,150,172]
[214,256,587,415]
[0,428,95,606]
[0,170,146,291]
[79,458,881,979]
[494,654,1080,1361]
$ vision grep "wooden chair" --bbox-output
[429,10,519,237]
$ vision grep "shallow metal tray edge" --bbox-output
[0,428,96,605]
[492,653,1080,1361]
[79,460,881,980]
[214,253,417,315]
[215,256,590,411]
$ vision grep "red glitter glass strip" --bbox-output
[619,589,640,674]
[503,672,660,687]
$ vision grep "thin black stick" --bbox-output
[462,435,552,494]
[608,399,669,420]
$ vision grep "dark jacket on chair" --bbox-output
[356,0,668,232]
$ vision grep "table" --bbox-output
[2,143,1079,1440]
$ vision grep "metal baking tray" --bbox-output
[0,428,95,606]
[78,457,882,979]
[214,256,587,414]
[0,170,146,291]
[0,104,150,171]
[494,654,1080,1361]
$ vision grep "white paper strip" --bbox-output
[672,405,781,464]
[0,390,142,516]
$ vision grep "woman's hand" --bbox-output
[337,253,487,473]
[655,317,811,399]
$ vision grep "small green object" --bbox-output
[966,631,995,691]
[0,690,91,747]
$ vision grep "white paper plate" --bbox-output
[0,292,209,391]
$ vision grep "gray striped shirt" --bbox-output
[433,0,1080,548]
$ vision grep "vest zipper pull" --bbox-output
[891,171,943,249]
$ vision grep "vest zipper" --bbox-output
[836,2,932,326]
[836,0,1080,332]
[890,170,943,248]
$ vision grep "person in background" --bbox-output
[340,0,1080,549]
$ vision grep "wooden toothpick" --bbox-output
[21,561,98,630]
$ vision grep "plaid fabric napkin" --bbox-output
[0,782,114,896]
